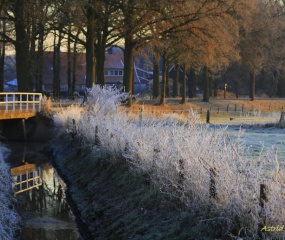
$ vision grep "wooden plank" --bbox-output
[11,164,37,175]
[0,110,38,120]
[14,183,42,195]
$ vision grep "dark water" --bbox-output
[6,142,82,240]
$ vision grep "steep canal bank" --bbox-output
[6,141,82,240]
[50,137,206,239]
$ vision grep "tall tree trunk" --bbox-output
[0,45,4,92]
[35,22,44,93]
[0,15,5,92]
[173,63,179,97]
[270,70,279,98]
[72,31,80,94]
[123,34,134,107]
[159,55,167,105]
[250,70,255,101]
[209,70,213,97]
[95,46,106,86]
[29,19,36,91]
[233,80,239,98]
[203,66,210,102]
[166,61,170,97]
[53,31,62,99]
[188,68,196,98]
[152,53,160,98]
[14,0,30,92]
[67,24,72,97]
[95,27,108,86]
[85,3,96,88]
[181,64,187,104]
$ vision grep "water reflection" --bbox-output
[6,142,82,240]
[11,164,42,195]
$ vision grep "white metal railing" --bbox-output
[0,92,42,113]
[11,165,42,195]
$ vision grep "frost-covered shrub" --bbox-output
[54,85,285,238]
[53,105,84,137]
[41,95,52,113]
[0,147,20,239]
[84,84,128,115]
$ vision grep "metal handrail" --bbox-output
[0,92,42,113]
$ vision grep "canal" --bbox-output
[6,141,82,240]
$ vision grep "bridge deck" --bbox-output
[0,109,38,120]
[0,92,42,120]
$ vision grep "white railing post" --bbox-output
[26,94,28,112]
[19,174,22,191]
[26,171,29,189]
[5,94,8,112]
[12,94,16,112]
[32,170,35,186]
[19,94,22,112]
[32,94,35,111]
[38,167,41,184]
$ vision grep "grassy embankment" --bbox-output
[51,88,285,239]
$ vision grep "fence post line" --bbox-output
[95,125,99,145]
[139,108,142,121]
[206,110,210,124]
[209,168,217,199]
[178,159,185,193]
[124,140,129,154]
[258,183,268,237]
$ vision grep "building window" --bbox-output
[104,69,124,76]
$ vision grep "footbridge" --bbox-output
[0,92,42,140]
[0,92,42,120]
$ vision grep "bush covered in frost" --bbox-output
[0,147,20,239]
[53,85,285,239]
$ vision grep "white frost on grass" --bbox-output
[53,85,285,238]
[0,147,20,239]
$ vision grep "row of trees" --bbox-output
[1,0,285,105]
